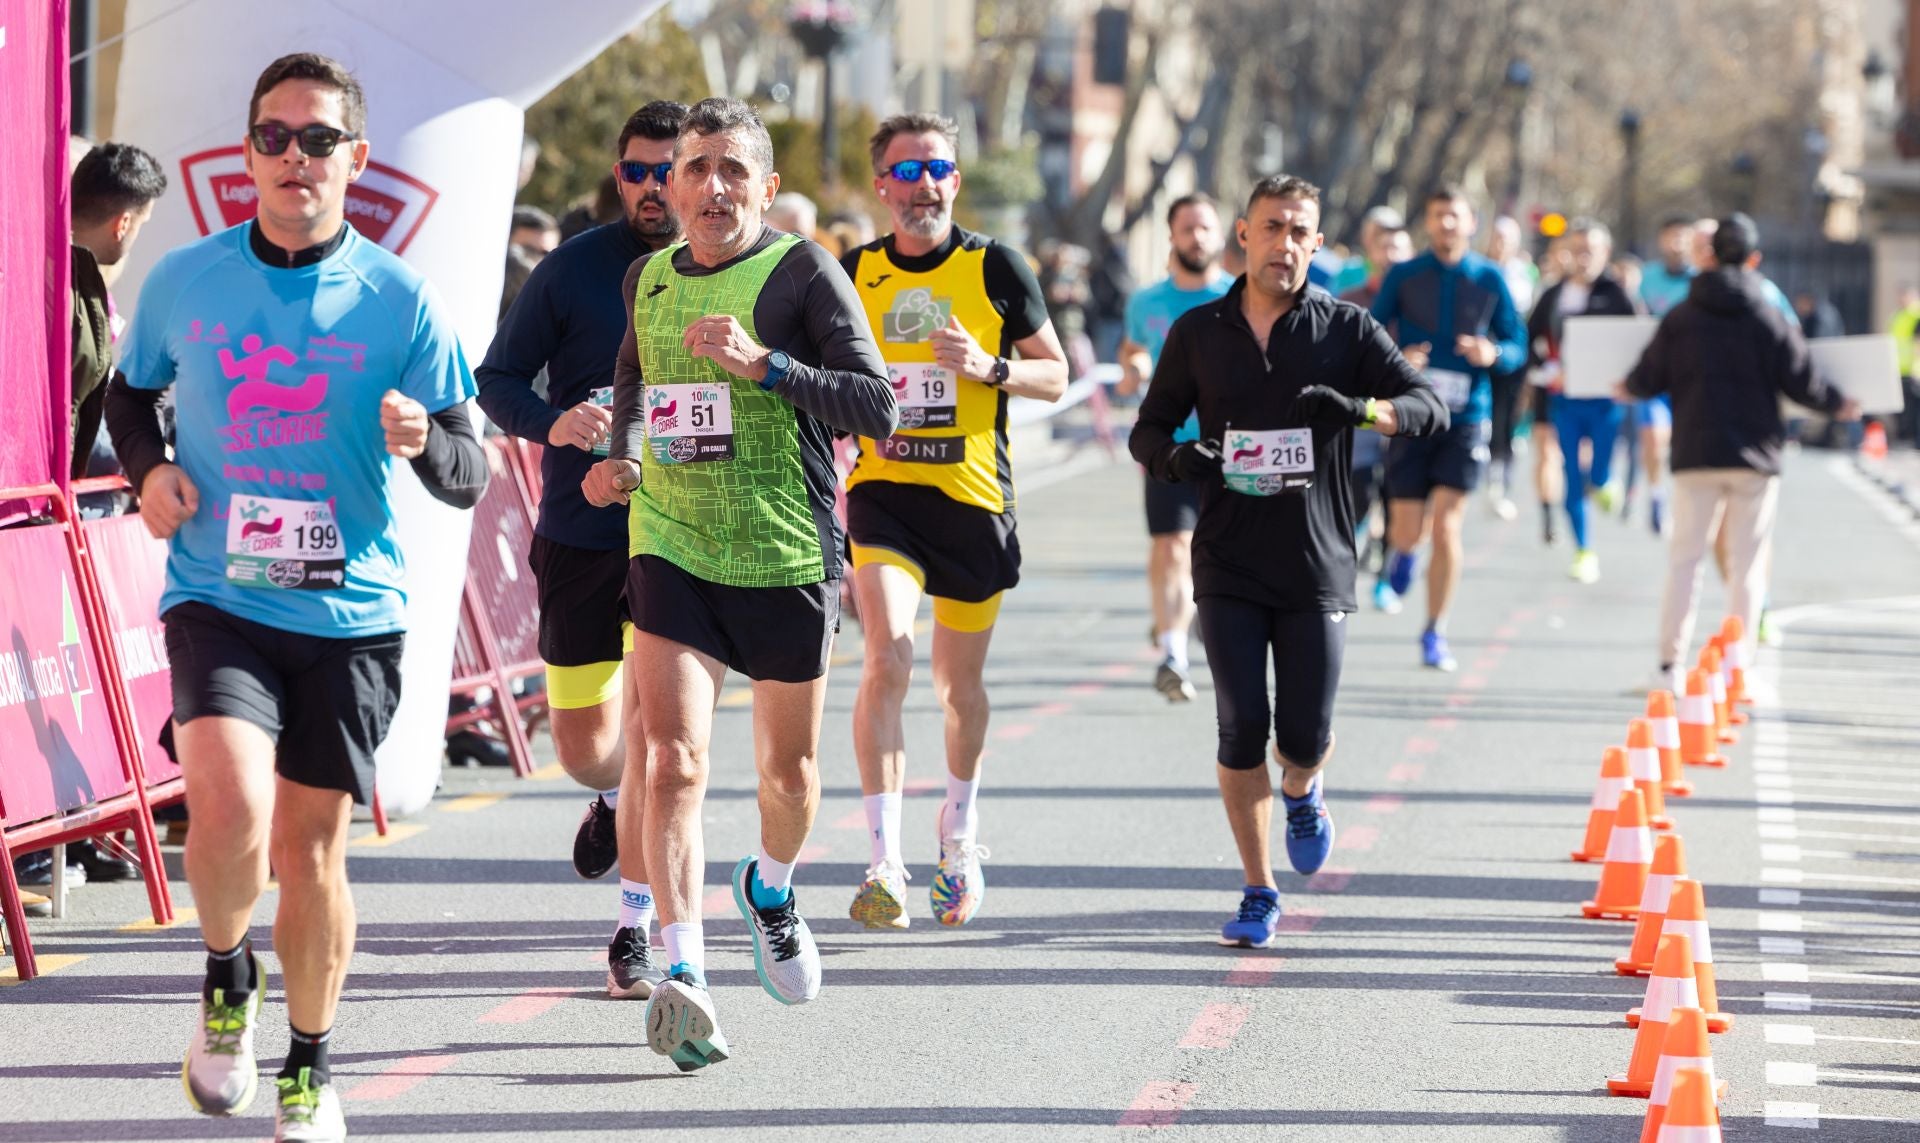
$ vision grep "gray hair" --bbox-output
[869,112,960,172]
[1566,216,1612,245]
[1361,205,1405,233]
[676,97,775,179]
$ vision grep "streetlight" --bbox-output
[1618,108,1641,254]
[791,1,858,191]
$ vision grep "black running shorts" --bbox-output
[846,481,1020,603]
[1143,472,1200,536]
[1197,598,1347,771]
[624,554,839,684]
[528,534,628,668]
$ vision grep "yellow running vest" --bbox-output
[846,242,1014,513]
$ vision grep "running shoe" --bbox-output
[571,796,618,880]
[182,954,263,1117]
[1592,482,1622,515]
[849,858,912,930]
[731,856,821,1005]
[1281,777,1335,875]
[646,971,731,1073]
[930,834,991,927]
[1649,665,1680,698]
[1420,629,1457,672]
[1219,886,1281,948]
[1490,496,1519,522]
[1385,551,1417,596]
[1649,496,1667,536]
[607,925,665,1000]
[1569,548,1601,584]
[1758,611,1781,647]
[273,1068,344,1142]
[1153,657,1197,703]
[1371,580,1402,614]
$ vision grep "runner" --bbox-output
[1337,218,1414,609]
[103,53,485,1141]
[1524,218,1642,583]
[580,98,895,1070]
[1371,186,1527,670]
[476,100,687,1002]
[1485,215,1538,524]
[838,113,1069,931]
[1128,175,1445,946]
[1117,192,1232,702]
[1633,214,1698,535]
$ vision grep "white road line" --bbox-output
[1764,1100,1820,1129]
[1767,1023,1920,1048]
[1768,1060,1820,1086]
[1765,962,1812,983]
[1759,936,1808,957]
[1757,913,1804,932]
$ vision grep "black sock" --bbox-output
[203,936,254,1002]
[281,1025,332,1087]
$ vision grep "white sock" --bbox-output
[863,792,903,868]
[661,922,704,975]
[941,772,981,841]
[598,788,619,810]
[1159,630,1189,671]
[617,880,653,934]
[755,849,795,896]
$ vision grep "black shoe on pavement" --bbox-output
[74,840,140,882]
[572,796,618,880]
[607,926,665,1000]
[1153,658,1197,703]
[12,850,86,888]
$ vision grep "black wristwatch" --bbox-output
[989,356,1011,387]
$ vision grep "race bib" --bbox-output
[645,383,734,465]
[589,385,615,457]
[225,494,345,591]
[887,363,958,429]
[1427,368,1473,412]
[1223,428,1314,497]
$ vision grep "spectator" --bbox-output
[1891,284,1920,445]
[557,173,621,243]
[1791,290,1844,340]
[70,142,167,467]
[509,205,559,257]
[765,191,819,239]
[1332,205,1410,297]
[1087,236,1135,362]
[825,206,876,250]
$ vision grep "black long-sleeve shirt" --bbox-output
[1130,280,1447,613]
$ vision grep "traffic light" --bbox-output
[1538,211,1568,238]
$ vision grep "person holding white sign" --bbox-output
[1129,176,1446,949]
[1525,219,1643,584]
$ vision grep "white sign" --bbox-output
[1808,335,1903,415]
[1562,315,1661,399]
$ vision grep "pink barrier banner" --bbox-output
[83,514,180,788]
[466,448,541,669]
[0,524,129,826]
[0,0,71,497]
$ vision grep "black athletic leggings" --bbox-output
[1489,369,1526,465]
[1196,598,1347,770]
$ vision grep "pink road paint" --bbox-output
[795,843,830,868]
[830,807,867,830]
[478,990,569,1025]
[1403,736,1439,755]
[1458,674,1489,691]
[341,1053,458,1101]
[903,776,943,795]
[1336,825,1380,851]
[1178,1003,1250,1049]
[701,886,733,914]
[1276,907,1325,934]
[1483,642,1511,656]
[1305,867,1355,893]
[1223,955,1284,986]
[1427,716,1458,732]
[1444,693,1476,710]
[1386,762,1426,783]
[994,723,1036,741]
[1101,661,1136,680]
[1066,682,1105,698]
[1492,624,1519,640]
[1365,794,1405,814]
[1031,701,1073,719]
[1116,1080,1198,1128]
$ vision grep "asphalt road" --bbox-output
[3,440,1916,1141]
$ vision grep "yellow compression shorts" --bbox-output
[849,544,1003,634]
[544,622,635,710]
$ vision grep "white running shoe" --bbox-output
[849,858,912,930]
[930,835,991,926]
[732,856,821,1005]
[645,973,730,1072]
[273,1069,345,1142]
[182,957,263,1117]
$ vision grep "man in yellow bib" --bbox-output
[840,113,1069,929]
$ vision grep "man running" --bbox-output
[1525,218,1642,583]
[1338,218,1413,608]
[1372,186,1526,671]
[1117,192,1231,703]
[1129,175,1445,947]
[1633,215,1697,535]
[582,98,895,1071]
[105,53,485,1140]
[839,112,1068,930]
[476,100,686,1001]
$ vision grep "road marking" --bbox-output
[1402,737,1439,755]
[1030,701,1073,719]
[1178,1003,1250,1049]
[1760,887,1802,905]
[120,906,198,932]
[1757,913,1804,932]
[1116,1080,1196,1128]
[1364,794,1404,815]
[1768,1060,1819,1086]
[1457,673,1488,691]
[1426,716,1458,732]
[993,723,1035,741]
[477,989,569,1025]
[1386,762,1425,784]
[1223,955,1284,986]
[441,792,506,813]
[1764,962,1811,983]
[1759,936,1807,956]
[1335,825,1379,852]
[1767,1023,1920,1047]
[1066,682,1105,697]
[1765,1100,1820,1128]
[1305,867,1354,893]
[1759,823,1798,839]
[1762,843,1803,862]
[1278,907,1325,934]
[0,955,85,985]
[1766,992,1813,1012]
[528,762,566,781]
[350,822,427,848]
[717,687,752,708]
[830,807,867,830]
[340,1053,458,1100]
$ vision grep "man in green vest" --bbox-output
[583,97,896,1072]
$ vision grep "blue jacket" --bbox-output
[1370,250,1526,424]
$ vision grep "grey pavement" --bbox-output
[3,440,1917,1141]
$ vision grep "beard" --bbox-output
[1173,246,1217,275]
[628,192,680,243]
[899,198,950,240]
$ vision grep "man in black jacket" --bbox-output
[1624,214,1858,690]
[1130,175,1446,949]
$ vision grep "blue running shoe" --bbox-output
[1386,551,1417,596]
[1421,628,1457,672]
[1219,886,1282,948]
[1371,579,1402,614]
[1281,778,1335,874]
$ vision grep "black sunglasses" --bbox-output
[249,123,359,158]
[885,159,957,183]
[617,160,674,186]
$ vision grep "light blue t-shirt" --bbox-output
[121,224,476,638]
[1639,261,1694,317]
[1126,274,1232,442]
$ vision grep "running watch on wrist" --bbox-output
[989,356,1011,387]
[759,348,792,391]
[1360,398,1381,428]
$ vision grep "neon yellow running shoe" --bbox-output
[849,859,911,930]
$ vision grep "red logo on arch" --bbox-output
[179,146,439,254]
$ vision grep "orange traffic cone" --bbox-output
[1574,746,1634,863]
[1679,670,1727,768]
[1700,643,1736,746]
[1627,719,1673,830]
[1646,691,1693,797]
[1617,833,1687,975]
[1629,879,1733,1032]
[1863,419,1889,461]
[1583,788,1652,920]
[1640,1009,1727,1143]
[1609,932,1699,1096]
[1716,617,1751,721]
[1655,1066,1723,1141]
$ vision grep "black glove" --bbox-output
[1167,438,1223,483]
[1293,385,1371,428]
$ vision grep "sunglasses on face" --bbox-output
[249,123,359,158]
[617,160,674,186]
[884,159,957,183]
